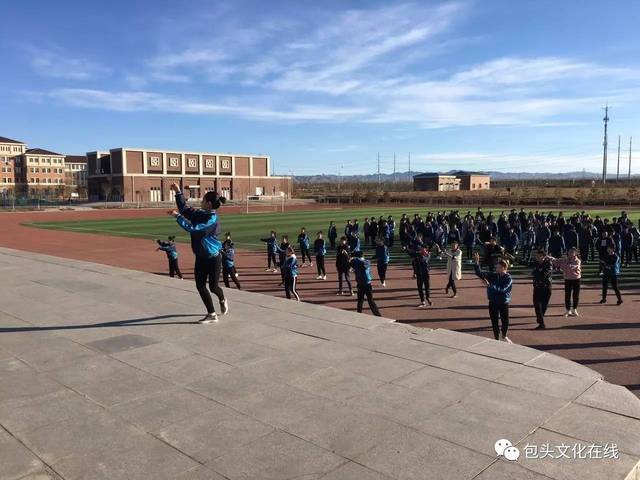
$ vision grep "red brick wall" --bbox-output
[219,156,232,175]
[185,155,199,174]
[253,157,268,177]
[202,155,216,175]
[166,153,182,174]
[126,151,143,174]
[235,157,249,176]
[147,152,163,173]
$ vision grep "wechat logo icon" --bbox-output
[495,439,520,461]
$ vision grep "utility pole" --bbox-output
[602,104,609,185]
[617,135,621,181]
[629,137,633,184]
[377,152,380,186]
[408,152,411,183]
[393,152,396,183]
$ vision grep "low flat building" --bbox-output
[413,173,461,191]
[87,147,291,202]
[451,170,491,190]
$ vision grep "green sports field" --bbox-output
[26,206,640,289]
[25,206,640,251]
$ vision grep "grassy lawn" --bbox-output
[27,206,640,289]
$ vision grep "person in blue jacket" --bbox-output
[313,231,327,280]
[170,183,227,323]
[298,227,312,267]
[155,235,183,279]
[372,237,390,287]
[473,252,513,342]
[276,235,290,286]
[328,221,338,250]
[599,245,623,305]
[281,246,300,301]
[221,233,241,290]
[349,250,381,316]
[387,216,396,247]
[260,231,279,272]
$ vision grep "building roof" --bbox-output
[413,172,457,179]
[25,148,63,156]
[0,136,25,144]
[448,170,488,176]
[65,155,87,164]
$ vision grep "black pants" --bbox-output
[364,234,370,246]
[337,269,352,293]
[357,284,381,316]
[284,275,299,300]
[300,247,311,264]
[388,233,394,247]
[533,285,552,324]
[416,274,430,303]
[267,251,277,269]
[223,265,241,289]
[316,255,326,276]
[564,279,580,310]
[488,302,509,340]
[623,247,634,266]
[195,254,225,314]
[377,263,388,283]
[580,246,589,263]
[522,246,533,263]
[329,237,336,250]
[465,246,474,260]
[168,257,182,278]
[445,272,457,294]
[601,275,622,300]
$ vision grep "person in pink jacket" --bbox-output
[548,247,582,317]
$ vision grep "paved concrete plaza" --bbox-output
[1,246,639,480]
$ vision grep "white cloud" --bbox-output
[25,46,110,80]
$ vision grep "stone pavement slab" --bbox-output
[0,247,639,480]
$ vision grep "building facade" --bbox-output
[15,148,66,196]
[413,173,461,191]
[87,147,291,202]
[0,136,26,194]
[64,155,88,197]
[413,171,490,191]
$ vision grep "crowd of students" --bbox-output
[157,189,638,340]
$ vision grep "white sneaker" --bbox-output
[419,301,426,307]
[503,336,513,344]
[316,275,323,280]
[564,310,571,317]
[309,262,314,266]
[572,309,579,317]
[220,299,229,315]
[322,275,327,280]
[199,313,218,324]
[381,281,386,287]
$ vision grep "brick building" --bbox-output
[86,147,291,202]
[451,170,491,190]
[15,148,66,197]
[413,173,461,191]
[0,136,26,194]
[64,155,88,197]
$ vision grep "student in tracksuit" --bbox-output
[276,235,290,286]
[548,247,582,317]
[170,183,228,323]
[350,250,381,316]
[282,246,300,301]
[335,236,353,296]
[221,234,241,289]
[260,231,279,272]
[411,247,433,307]
[387,216,395,247]
[314,231,327,280]
[298,228,312,266]
[600,245,623,305]
[531,249,553,329]
[373,237,390,287]
[155,235,183,279]
[473,252,513,342]
[328,221,337,250]
[443,240,462,298]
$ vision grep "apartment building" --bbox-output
[15,148,66,195]
[87,147,291,202]
[0,136,26,192]
[64,155,88,196]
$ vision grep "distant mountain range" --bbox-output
[293,170,608,183]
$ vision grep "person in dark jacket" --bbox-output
[563,225,579,251]
[335,236,353,296]
[155,235,183,279]
[281,246,300,301]
[530,249,553,329]
[221,233,241,289]
[328,221,337,250]
[410,246,433,307]
[599,246,623,305]
[483,237,504,272]
[548,230,565,259]
[473,252,513,342]
[350,250,381,316]
[363,217,371,246]
[170,183,227,323]
[260,231,279,272]
[276,235,290,287]
[297,227,312,267]
[313,231,327,280]
[372,237,390,287]
[387,216,396,247]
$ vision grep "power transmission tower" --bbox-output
[408,152,411,183]
[617,135,621,181]
[629,137,633,184]
[602,105,609,184]
[393,152,396,183]
[377,152,380,186]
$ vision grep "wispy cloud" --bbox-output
[25,45,110,80]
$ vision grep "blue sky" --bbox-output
[2,0,639,175]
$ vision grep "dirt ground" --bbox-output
[1,207,639,397]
